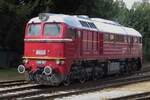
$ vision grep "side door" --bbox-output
[76,30,82,58]
[128,36,133,55]
[64,28,77,58]
[99,32,103,54]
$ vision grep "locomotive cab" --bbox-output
[18,14,76,85]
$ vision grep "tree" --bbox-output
[0,0,24,53]
[51,0,118,19]
[113,0,129,25]
[129,2,150,60]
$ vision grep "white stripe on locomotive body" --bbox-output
[28,13,142,37]
[24,38,73,42]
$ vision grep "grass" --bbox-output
[0,68,25,81]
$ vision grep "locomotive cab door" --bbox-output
[64,28,78,58]
[77,30,82,57]
[128,36,133,55]
[99,32,103,55]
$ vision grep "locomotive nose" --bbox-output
[17,65,26,74]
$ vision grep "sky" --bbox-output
[123,0,142,9]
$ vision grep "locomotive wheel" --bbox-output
[25,71,33,81]
[79,69,86,84]
[63,75,71,86]
[92,71,104,80]
[92,72,98,80]
[79,74,86,84]
[25,72,30,81]
[92,67,104,80]
[35,74,42,82]
[79,77,86,84]
[133,61,138,71]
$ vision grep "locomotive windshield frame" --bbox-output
[26,22,63,38]
[27,23,41,36]
[44,23,61,36]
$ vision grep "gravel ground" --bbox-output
[0,68,24,80]
[55,81,150,100]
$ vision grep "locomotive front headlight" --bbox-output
[56,59,65,65]
[61,60,65,65]
[23,59,28,64]
[56,59,61,65]
[36,60,46,65]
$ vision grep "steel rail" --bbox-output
[0,80,25,84]
[0,89,52,99]
[0,81,29,88]
[0,84,40,95]
[110,91,150,100]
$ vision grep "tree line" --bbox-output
[0,0,149,60]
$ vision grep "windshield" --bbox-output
[27,24,41,36]
[44,24,61,36]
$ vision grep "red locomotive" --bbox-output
[18,13,142,86]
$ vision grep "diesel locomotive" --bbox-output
[18,13,142,86]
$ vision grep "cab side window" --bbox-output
[110,34,114,41]
[104,33,109,41]
[104,33,114,42]
[139,37,142,43]
[67,28,76,39]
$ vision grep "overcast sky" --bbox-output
[123,0,142,9]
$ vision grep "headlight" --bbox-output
[23,59,28,64]
[56,59,61,65]
[56,59,65,65]
[61,60,65,64]
[36,60,46,65]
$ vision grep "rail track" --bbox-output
[0,80,28,87]
[0,80,25,84]
[0,66,150,100]
[110,91,150,100]
[16,73,150,100]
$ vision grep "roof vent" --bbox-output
[78,15,90,19]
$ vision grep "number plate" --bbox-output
[36,50,46,55]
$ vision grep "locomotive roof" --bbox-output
[28,13,142,37]
[91,18,142,37]
[28,14,97,31]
